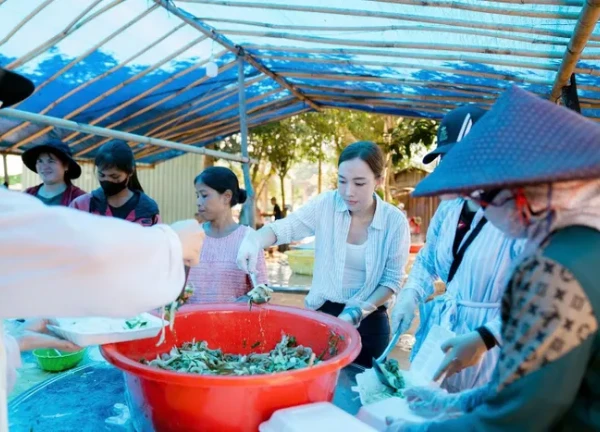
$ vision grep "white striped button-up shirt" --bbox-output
[269,190,410,310]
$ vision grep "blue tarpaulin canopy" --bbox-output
[0,0,599,164]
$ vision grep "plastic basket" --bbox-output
[285,250,315,275]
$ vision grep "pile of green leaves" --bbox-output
[380,358,405,392]
[143,334,318,376]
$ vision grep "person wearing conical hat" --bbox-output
[387,86,600,432]
[391,105,525,393]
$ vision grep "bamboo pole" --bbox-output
[278,71,511,94]
[141,106,311,160]
[23,5,159,100]
[175,0,599,41]
[479,0,583,5]
[200,17,588,46]
[250,46,570,74]
[144,99,302,155]
[218,29,578,60]
[298,84,496,103]
[0,109,254,164]
[550,1,600,101]
[153,0,321,111]
[239,57,255,228]
[307,94,456,112]
[0,0,56,47]
[258,55,552,85]
[2,154,8,186]
[127,75,268,139]
[74,56,235,156]
[66,49,228,147]
[0,23,185,142]
[7,36,211,151]
[154,87,285,141]
[7,0,119,70]
[162,95,296,143]
[366,0,580,19]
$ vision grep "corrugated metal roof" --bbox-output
[1,0,598,164]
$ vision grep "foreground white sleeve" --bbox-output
[0,189,185,318]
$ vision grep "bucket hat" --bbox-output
[22,140,82,180]
[413,86,600,197]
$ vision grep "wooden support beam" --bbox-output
[7,0,119,69]
[219,29,568,60]
[366,0,580,19]
[0,23,186,142]
[175,0,600,41]
[550,0,600,101]
[153,0,321,111]
[5,34,208,149]
[0,109,255,164]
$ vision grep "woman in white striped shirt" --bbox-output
[237,141,410,366]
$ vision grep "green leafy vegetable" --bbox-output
[142,334,319,376]
[124,316,149,330]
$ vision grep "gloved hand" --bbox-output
[236,229,262,273]
[385,417,426,432]
[404,386,464,417]
[338,300,377,327]
[390,289,419,334]
[170,220,205,266]
[433,331,488,381]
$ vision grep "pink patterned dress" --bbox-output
[187,225,268,304]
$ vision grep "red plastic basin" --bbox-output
[101,304,361,432]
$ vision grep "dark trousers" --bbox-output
[318,301,390,368]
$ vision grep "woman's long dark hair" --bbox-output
[94,140,144,192]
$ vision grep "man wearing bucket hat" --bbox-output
[21,139,86,206]
[391,105,525,392]
[387,86,600,432]
[0,67,205,429]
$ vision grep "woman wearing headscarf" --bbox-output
[22,140,86,206]
[386,86,600,432]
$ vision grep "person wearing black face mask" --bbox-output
[70,141,160,226]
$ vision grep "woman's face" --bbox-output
[36,152,67,185]
[195,181,231,221]
[337,157,381,213]
[96,166,128,184]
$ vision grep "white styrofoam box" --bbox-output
[259,402,377,432]
[47,313,167,347]
[357,397,428,431]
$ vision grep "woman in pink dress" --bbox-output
[187,167,268,304]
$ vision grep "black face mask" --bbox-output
[100,179,128,197]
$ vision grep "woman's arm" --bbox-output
[266,193,328,246]
[378,212,411,295]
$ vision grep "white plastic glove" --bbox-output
[404,386,465,417]
[385,417,427,432]
[390,289,419,334]
[338,300,377,327]
[236,229,262,273]
[433,331,488,381]
[170,220,205,266]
